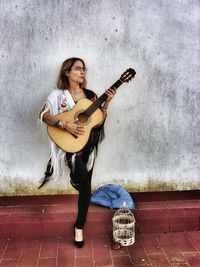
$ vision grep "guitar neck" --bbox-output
[85,79,123,116]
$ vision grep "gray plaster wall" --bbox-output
[0,0,199,195]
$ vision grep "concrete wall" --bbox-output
[0,0,199,195]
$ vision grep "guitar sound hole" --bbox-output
[77,112,89,123]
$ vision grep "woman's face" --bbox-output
[65,60,86,85]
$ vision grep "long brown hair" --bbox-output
[57,57,87,89]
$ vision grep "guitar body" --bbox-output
[47,68,136,153]
[47,98,104,153]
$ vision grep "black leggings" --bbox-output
[40,153,94,229]
[74,169,93,229]
[66,152,94,229]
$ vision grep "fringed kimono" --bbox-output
[39,88,105,189]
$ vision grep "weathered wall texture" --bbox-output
[0,0,199,195]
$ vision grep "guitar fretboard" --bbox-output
[85,79,123,116]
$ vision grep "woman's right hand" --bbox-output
[65,120,85,136]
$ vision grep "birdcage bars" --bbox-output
[112,202,135,246]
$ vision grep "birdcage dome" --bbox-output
[112,202,135,246]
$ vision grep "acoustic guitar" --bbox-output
[48,68,136,153]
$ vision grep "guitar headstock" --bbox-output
[120,68,136,83]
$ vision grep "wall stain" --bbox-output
[0,178,199,196]
[92,178,200,193]
[1,171,200,196]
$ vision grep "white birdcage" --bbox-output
[112,202,135,246]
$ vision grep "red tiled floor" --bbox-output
[171,232,198,253]
[156,233,188,265]
[112,255,133,266]
[0,191,199,266]
[43,204,77,213]
[10,222,43,239]
[136,201,168,209]
[135,209,170,233]
[1,193,199,238]
[75,239,93,257]
[0,195,77,206]
[169,209,200,232]
[0,259,19,267]
[195,200,200,207]
[57,239,75,267]
[93,247,113,266]
[139,233,164,255]
[0,232,199,266]
[76,256,94,267]
[132,190,200,202]
[184,252,200,267]
[128,237,151,265]
[166,200,198,209]
[2,247,22,261]
[19,248,40,267]
[38,257,57,267]
[11,206,43,214]
[187,231,200,251]
[148,254,171,267]
[0,207,12,214]
[40,239,59,258]
[92,236,113,266]
[110,245,129,257]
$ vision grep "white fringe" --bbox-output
[39,89,97,181]
[87,148,96,171]
[49,140,66,180]
[39,102,51,122]
[70,148,96,175]
[39,101,67,180]
[71,153,77,173]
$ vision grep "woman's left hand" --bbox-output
[105,88,117,103]
[101,88,117,116]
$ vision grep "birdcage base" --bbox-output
[113,229,135,246]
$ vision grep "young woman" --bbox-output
[39,57,116,248]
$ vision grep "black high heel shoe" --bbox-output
[74,225,84,248]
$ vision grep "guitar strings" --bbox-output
[85,78,128,116]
